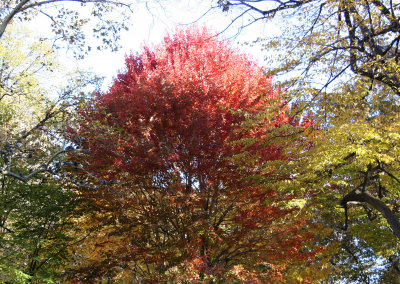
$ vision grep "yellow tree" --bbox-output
[216,0,400,281]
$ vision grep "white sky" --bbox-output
[28,0,279,90]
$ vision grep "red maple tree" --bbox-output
[69,26,317,282]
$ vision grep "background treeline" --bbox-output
[0,0,399,283]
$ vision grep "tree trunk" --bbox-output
[341,188,400,239]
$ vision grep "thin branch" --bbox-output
[20,0,132,13]
[378,162,400,185]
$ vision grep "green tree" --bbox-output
[0,1,140,282]
[0,25,97,282]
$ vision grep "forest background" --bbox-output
[0,0,399,283]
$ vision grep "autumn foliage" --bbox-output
[68,26,316,282]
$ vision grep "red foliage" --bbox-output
[70,26,316,281]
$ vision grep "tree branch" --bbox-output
[340,188,400,239]
[0,0,30,39]
[4,149,69,183]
